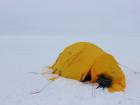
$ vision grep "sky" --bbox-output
[0,0,140,36]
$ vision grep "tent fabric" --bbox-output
[49,42,126,92]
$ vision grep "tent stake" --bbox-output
[30,81,54,95]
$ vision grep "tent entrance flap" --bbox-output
[83,70,91,82]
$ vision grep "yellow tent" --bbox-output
[49,42,126,92]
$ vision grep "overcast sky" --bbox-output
[0,0,140,36]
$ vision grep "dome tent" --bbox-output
[49,42,126,92]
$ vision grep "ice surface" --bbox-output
[0,35,140,105]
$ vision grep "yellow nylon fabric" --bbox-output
[51,42,104,80]
[91,54,126,92]
[50,42,126,92]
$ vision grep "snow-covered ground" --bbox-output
[0,35,140,105]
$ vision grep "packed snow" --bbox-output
[0,35,140,105]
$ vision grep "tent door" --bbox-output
[83,70,91,82]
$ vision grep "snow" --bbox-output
[0,35,140,105]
